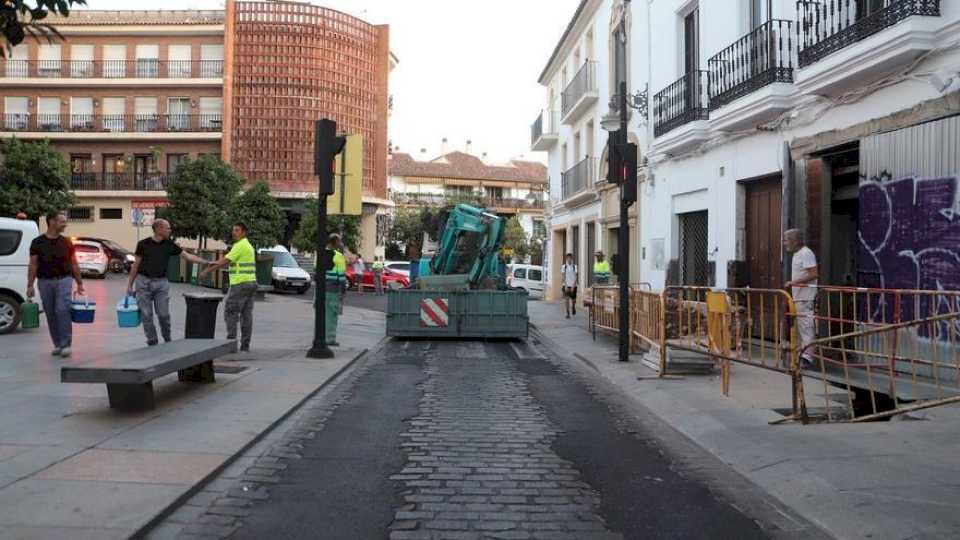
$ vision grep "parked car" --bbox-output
[384,260,411,278]
[0,218,39,334]
[258,245,311,294]
[507,264,545,299]
[75,236,134,273]
[346,263,410,291]
[73,240,109,279]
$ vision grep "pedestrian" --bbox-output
[593,251,611,285]
[372,256,385,296]
[26,211,85,357]
[560,253,578,319]
[353,255,365,294]
[335,240,347,314]
[324,234,348,346]
[200,222,257,352]
[783,229,819,368]
[125,218,209,346]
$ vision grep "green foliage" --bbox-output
[389,207,427,251]
[291,198,361,254]
[1,1,86,57]
[228,181,285,249]
[0,138,75,219]
[501,216,529,263]
[164,155,244,246]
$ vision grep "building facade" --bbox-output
[0,1,392,256]
[388,148,547,254]
[533,0,648,301]
[642,0,960,294]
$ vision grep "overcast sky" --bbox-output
[75,0,581,164]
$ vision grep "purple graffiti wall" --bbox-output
[859,173,960,327]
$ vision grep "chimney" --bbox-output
[466,139,473,155]
[441,137,449,155]
[420,148,427,155]
[482,152,488,162]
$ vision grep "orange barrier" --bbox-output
[589,284,659,352]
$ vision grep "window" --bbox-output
[68,207,94,221]
[37,44,61,77]
[533,219,546,238]
[134,97,158,132]
[4,97,28,129]
[0,230,22,257]
[513,268,527,279]
[198,97,223,129]
[528,269,543,281]
[167,97,191,130]
[102,97,126,131]
[6,45,27,77]
[684,7,700,74]
[168,45,192,77]
[99,208,123,220]
[70,97,93,129]
[485,187,504,200]
[135,44,160,78]
[200,44,224,77]
[103,45,127,78]
[167,153,189,174]
[70,45,94,77]
[37,97,61,131]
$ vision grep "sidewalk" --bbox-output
[528,300,960,540]
[0,276,382,539]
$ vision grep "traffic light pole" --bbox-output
[307,192,334,359]
[617,1,631,364]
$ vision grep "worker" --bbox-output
[334,239,347,315]
[325,234,348,345]
[200,222,257,352]
[593,251,611,285]
[372,256,385,296]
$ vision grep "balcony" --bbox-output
[653,71,710,137]
[391,192,546,211]
[1,59,224,84]
[70,172,169,192]
[795,0,942,95]
[2,114,223,138]
[530,110,559,151]
[561,61,598,125]
[560,157,598,208]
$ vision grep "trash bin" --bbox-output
[183,293,225,339]
[167,255,182,283]
[256,254,274,287]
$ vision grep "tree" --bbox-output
[501,216,529,263]
[2,1,86,57]
[0,138,75,219]
[390,207,427,255]
[164,155,244,248]
[291,198,361,254]
[228,181,285,249]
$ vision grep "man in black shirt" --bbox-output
[126,218,207,346]
[27,211,85,357]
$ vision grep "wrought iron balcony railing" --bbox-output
[2,113,223,133]
[1,59,225,79]
[561,157,598,200]
[70,172,169,191]
[391,192,546,210]
[797,0,941,68]
[561,61,598,119]
[653,70,710,137]
[531,110,559,146]
[708,19,795,110]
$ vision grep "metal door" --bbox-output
[679,211,708,286]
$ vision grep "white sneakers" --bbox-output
[51,348,62,356]
[51,347,72,357]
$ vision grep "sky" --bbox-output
[74,0,582,164]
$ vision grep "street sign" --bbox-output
[327,134,363,216]
[131,208,145,227]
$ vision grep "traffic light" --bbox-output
[620,142,637,204]
[314,119,346,195]
[606,130,622,184]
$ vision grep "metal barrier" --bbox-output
[588,284,657,352]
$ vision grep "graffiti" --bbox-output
[858,172,960,334]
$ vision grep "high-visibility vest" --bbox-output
[326,250,347,284]
[372,261,384,272]
[594,260,611,283]
[226,238,257,285]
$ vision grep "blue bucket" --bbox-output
[116,295,140,328]
[70,296,96,324]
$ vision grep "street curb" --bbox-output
[132,340,383,539]
[527,322,832,540]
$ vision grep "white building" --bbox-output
[642,0,960,293]
[534,0,651,300]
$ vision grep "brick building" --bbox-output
[0,0,392,256]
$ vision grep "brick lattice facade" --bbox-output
[226,1,389,198]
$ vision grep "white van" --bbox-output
[258,245,312,294]
[508,264,545,299]
[0,218,39,334]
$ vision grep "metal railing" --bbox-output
[796,0,941,67]
[560,157,597,200]
[2,113,223,133]
[588,284,660,352]
[391,193,546,210]
[530,110,559,145]
[653,70,710,137]
[1,59,224,79]
[708,20,795,110]
[561,61,597,119]
[70,172,169,191]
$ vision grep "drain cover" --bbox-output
[215,365,249,374]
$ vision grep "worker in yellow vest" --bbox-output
[593,251,611,285]
[325,234,348,345]
[201,222,258,352]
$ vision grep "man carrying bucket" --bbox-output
[126,218,209,346]
[26,211,85,357]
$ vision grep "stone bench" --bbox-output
[61,339,237,410]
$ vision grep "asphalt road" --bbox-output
[190,339,769,540]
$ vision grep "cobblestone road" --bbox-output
[150,339,771,540]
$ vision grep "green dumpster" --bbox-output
[255,254,274,287]
[166,254,182,283]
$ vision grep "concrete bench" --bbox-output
[61,339,237,410]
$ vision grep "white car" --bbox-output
[73,240,109,279]
[507,264,545,299]
[384,260,410,278]
[0,218,39,334]
[259,246,312,294]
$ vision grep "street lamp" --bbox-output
[600,0,645,364]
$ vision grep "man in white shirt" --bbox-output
[560,253,578,319]
[783,229,819,367]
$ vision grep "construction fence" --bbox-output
[587,284,960,423]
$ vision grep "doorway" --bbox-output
[572,225,581,287]
[745,176,783,289]
[586,222,596,285]
[679,210,708,286]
